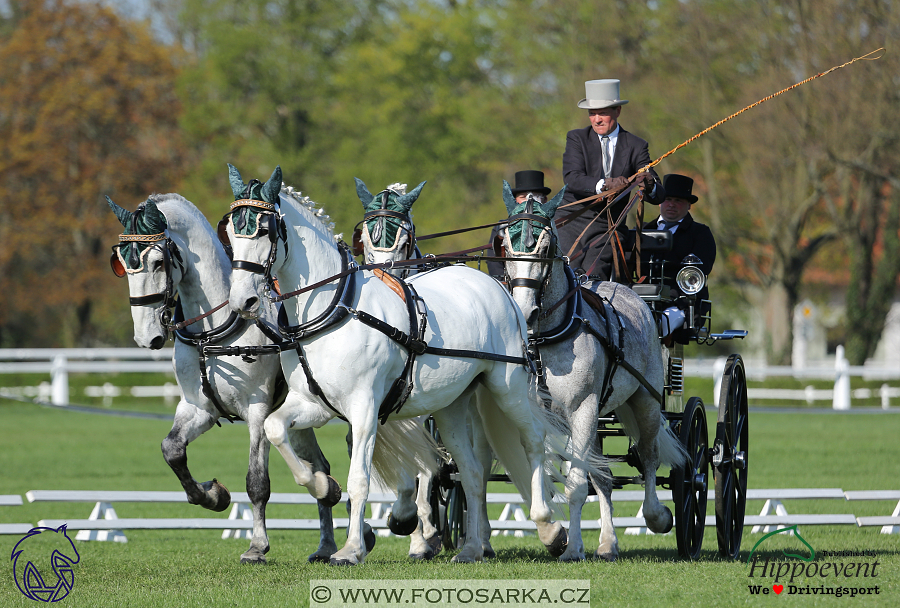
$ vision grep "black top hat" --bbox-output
[511,170,552,195]
[662,174,699,203]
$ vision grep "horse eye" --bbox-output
[152,259,164,272]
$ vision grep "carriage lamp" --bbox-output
[675,255,706,296]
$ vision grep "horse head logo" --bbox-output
[11,525,80,602]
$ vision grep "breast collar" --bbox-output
[173,300,247,346]
[276,243,357,340]
[529,264,584,345]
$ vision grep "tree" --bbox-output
[0,0,189,346]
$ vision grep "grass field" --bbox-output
[1,397,898,607]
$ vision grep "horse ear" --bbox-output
[105,195,133,228]
[544,185,566,219]
[502,180,517,214]
[227,163,246,199]
[261,165,282,204]
[142,200,168,231]
[396,181,426,213]
[354,177,375,208]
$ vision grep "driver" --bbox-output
[642,173,716,337]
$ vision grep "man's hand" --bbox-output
[631,171,654,187]
[601,176,628,192]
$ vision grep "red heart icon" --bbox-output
[773,585,784,594]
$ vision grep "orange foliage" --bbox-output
[0,1,189,346]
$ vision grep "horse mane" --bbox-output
[146,193,213,235]
[279,185,343,242]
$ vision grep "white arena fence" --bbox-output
[2,348,900,410]
[2,488,898,540]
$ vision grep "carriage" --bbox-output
[428,224,749,561]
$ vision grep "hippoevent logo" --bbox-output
[10,525,80,602]
[746,526,881,598]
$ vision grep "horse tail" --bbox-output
[371,418,446,492]
[615,407,689,468]
[475,384,608,517]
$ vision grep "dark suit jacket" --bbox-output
[641,212,716,303]
[560,125,665,276]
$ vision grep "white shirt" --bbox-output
[594,125,620,193]
[657,218,683,234]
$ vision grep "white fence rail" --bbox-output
[5,488,897,539]
[3,348,900,409]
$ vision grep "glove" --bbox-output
[601,176,628,192]
[632,171,654,187]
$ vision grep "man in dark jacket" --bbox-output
[560,79,665,281]
[642,173,716,336]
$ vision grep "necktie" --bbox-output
[661,220,680,231]
[601,135,611,178]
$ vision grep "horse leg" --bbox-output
[590,468,618,561]
[483,367,566,555]
[240,404,273,564]
[161,401,229,512]
[469,397,496,558]
[408,471,442,560]
[285,427,340,563]
[330,413,378,566]
[432,399,486,563]
[625,397,674,534]
[262,392,341,502]
[559,397,600,562]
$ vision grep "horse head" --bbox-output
[107,195,184,349]
[501,181,566,325]
[224,164,291,319]
[354,178,426,275]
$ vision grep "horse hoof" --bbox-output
[200,479,231,512]
[329,558,356,567]
[387,513,418,537]
[426,534,443,557]
[545,525,568,558]
[648,507,674,535]
[559,552,585,563]
[594,550,618,563]
[308,553,331,564]
[483,547,496,560]
[240,552,267,565]
[318,476,343,509]
[364,524,377,553]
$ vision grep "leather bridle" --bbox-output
[110,233,183,330]
[502,210,560,310]
[217,198,287,302]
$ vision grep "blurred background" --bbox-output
[0,0,897,368]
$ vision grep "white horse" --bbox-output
[106,193,342,564]
[498,183,688,561]
[351,179,448,560]
[353,180,425,278]
[354,178,504,558]
[226,164,577,565]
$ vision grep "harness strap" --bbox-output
[579,289,664,406]
[171,300,231,332]
[197,341,241,426]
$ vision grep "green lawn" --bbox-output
[1,399,898,607]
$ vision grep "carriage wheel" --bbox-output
[713,354,749,560]
[428,462,466,551]
[672,397,709,560]
[443,483,467,550]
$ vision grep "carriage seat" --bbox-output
[636,230,673,252]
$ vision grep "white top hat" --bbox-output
[577,79,629,109]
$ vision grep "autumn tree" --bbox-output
[0,0,189,346]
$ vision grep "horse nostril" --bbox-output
[526,309,540,325]
[244,296,259,313]
[150,336,166,350]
